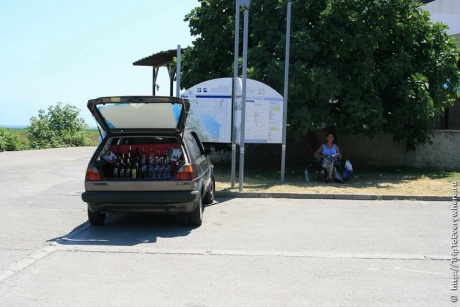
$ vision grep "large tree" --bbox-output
[181,0,459,149]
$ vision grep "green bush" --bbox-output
[28,102,92,149]
[0,128,28,151]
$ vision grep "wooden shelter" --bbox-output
[133,49,186,96]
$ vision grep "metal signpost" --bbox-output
[281,1,291,182]
[239,2,250,192]
[176,45,181,98]
[232,0,251,191]
[232,0,291,187]
[231,1,241,188]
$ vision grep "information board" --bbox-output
[182,78,283,144]
[234,78,283,144]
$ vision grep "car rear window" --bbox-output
[97,103,183,129]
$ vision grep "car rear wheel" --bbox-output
[87,207,106,226]
[203,178,215,205]
[188,195,203,227]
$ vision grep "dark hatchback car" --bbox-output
[81,96,215,226]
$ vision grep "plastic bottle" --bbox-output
[304,168,310,182]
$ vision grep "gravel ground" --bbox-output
[214,168,457,197]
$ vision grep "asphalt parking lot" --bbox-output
[0,147,455,306]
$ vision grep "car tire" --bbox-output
[87,207,106,226]
[203,178,215,205]
[188,194,203,227]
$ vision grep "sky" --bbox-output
[1,1,457,128]
[0,0,199,127]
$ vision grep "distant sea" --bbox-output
[0,125,27,129]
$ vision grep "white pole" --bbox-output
[281,1,291,182]
[231,1,241,188]
[176,45,181,98]
[239,3,250,192]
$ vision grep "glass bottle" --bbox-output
[125,158,131,178]
[140,147,146,165]
[164,159,171,179]
[148,148,155,165]
[112,163,119,178]
[131,159,137,180]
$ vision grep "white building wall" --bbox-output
[424,0,460,37]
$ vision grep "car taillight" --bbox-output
[85,166,102,181]
[174,164,194,180]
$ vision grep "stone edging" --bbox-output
[215,191,450,201]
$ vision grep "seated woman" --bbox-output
[313,133,342,182]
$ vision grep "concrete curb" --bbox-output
[215,191,450,201]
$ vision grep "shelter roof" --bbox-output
[133,49,187,67]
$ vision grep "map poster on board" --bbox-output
[182,77,284,144]
[181,78,233,143]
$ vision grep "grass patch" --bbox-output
[214,164,459,196]
[216,165,460,184]
[3,127,28,138]
[3,127,101,148]
[86,129,101,145]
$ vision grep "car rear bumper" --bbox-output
[81,190,200,213]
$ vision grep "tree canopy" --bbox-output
[181,0,460,149]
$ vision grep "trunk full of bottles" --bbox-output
[104,145,178,180]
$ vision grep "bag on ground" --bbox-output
[342,160,353,181]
